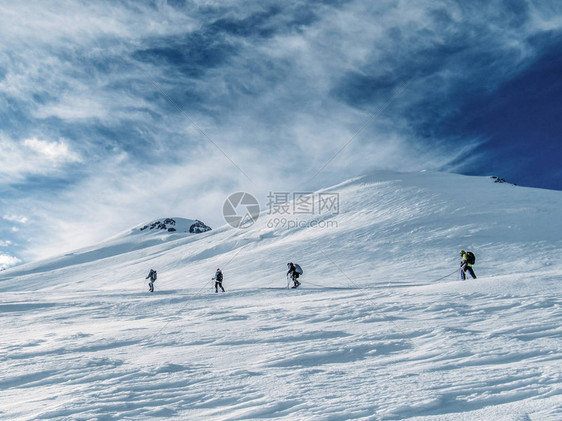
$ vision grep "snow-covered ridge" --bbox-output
[0,217,212,279]
[137,218,211,234]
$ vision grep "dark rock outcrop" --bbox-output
[189,220,211,233]
[139,218,211,234]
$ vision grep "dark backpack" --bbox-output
[466,251,475,265]
[216,271,223,282]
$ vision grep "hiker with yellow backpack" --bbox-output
[460,250,477,280]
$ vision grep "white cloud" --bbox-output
[24,138,80,162]
[3,214,28,224]
[33,96,109,121]
[0,1,197,47]
[0,253,21,270]
[0,136,81,181]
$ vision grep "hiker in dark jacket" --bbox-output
[146,269,157,292]
[460,250,476,280]
[287,262,301,288]
[213,268,225,293]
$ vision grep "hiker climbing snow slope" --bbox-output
[460,250,476,280]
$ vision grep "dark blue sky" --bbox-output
[432,34,562,190]
[0,0,561,265]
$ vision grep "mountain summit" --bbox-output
[137,218,211,234]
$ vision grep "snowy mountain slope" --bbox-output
[0,217,212,282]
[2,170,560,292]
[1,171,561,420]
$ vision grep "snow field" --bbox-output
[2,278,560,420]
[1,171,561,419]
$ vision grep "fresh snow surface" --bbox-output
[1,171,561,420]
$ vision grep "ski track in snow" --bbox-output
[1,171,562,420]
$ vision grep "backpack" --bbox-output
[466,251,475,265]
[216,271,223,282]
[294,264,303,275]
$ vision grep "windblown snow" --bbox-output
[1,171,561,420]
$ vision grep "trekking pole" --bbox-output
[431,269,460,283]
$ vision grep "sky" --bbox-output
[0,0,561,267]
